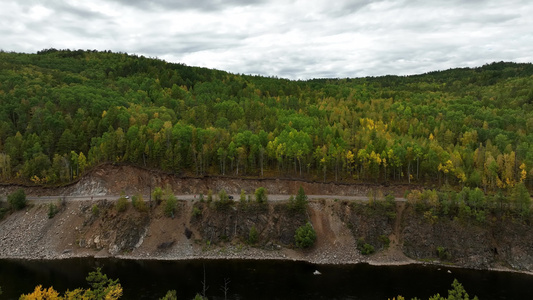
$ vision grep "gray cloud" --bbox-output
[106,0,268,12]
[1,0,532,79]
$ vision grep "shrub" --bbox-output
[294,222,316,248]
[192,207,202,217]
[379,235,390,249]
[437,246,451,260]
[92,204,100,217]
[361,243,375,255]
[218,189,229,202]
[116,196,128,212]
[152,187,163,205]
[132,194,148,212]
[248,225,259,245]
[207,189,213,202]
[48,203,59,219]
[357,238,375,255]
[8,189,27,210]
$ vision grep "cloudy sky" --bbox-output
[2,0,532,79]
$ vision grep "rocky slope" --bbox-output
[1,164,533,273]
[2,194,533,273]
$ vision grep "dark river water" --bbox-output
[1,258,533,299]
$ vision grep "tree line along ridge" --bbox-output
[0,50,532,199]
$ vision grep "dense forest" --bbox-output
[1,49,533,195]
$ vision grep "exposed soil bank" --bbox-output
[0,164,415,198]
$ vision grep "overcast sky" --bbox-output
[2,0,532,79]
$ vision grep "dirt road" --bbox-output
[27,194,406,203]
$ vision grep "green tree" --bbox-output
[152,186,163,205]
[254,187,267,204]
[84,267,123,300]
[429,279,478,300]
[8,189,26,210]
[215,189,232,210]
[511,182,531,216]
[164,194,178,218]
[289,186,308,213]
[294,222,316,248]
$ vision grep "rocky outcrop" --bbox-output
[401,208,533,271]
[76,201,150,255]
[192,202,307,246]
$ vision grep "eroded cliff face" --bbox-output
[1,197,533,272]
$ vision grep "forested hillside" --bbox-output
[1,49,533,194]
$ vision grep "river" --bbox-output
[1,258,532,299]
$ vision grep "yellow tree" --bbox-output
[369,150,382,181]
[345,150,355,177]
[496,151,516,188]
[450,151,466,184]
[357,149,369,180]
[519,162,527,183]
[19,285,62,300]
[482,152,498,192]
[438,160,454,183]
